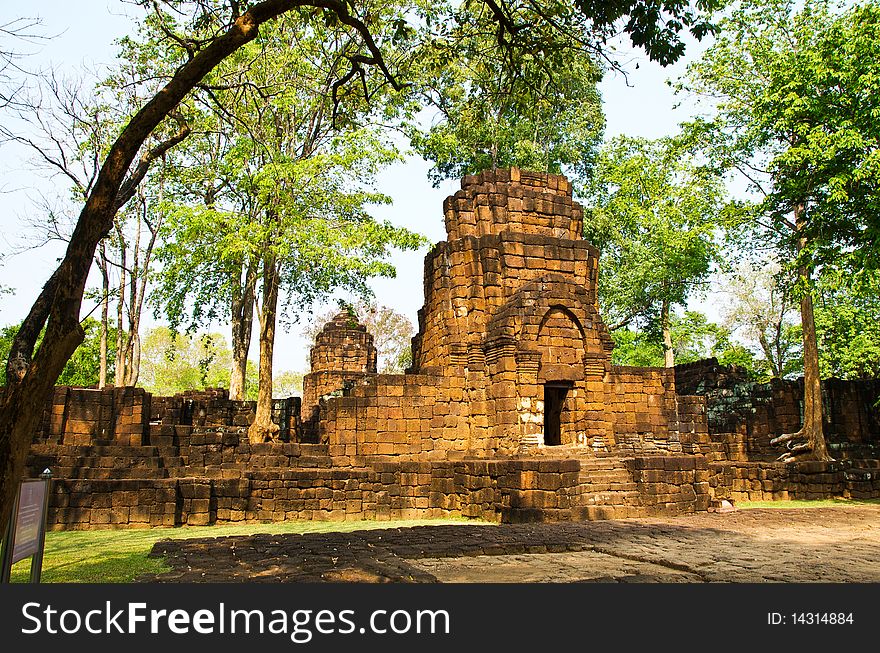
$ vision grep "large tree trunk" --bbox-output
[661,297,675,368]
[248,254,281,443]
[0,0,337,540]
[798,278,829,459]
[229,258,258,401]
[771,203,830,462]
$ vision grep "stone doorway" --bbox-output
[543,383,570,446]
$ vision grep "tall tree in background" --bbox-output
[720,260,801,380]
[410,4,604,185]
[585,135,724,367]
[679,0,880,460]
[0,0,406,540]
[611,311,756,372]
[148,11,426,441]
[814,270,880,380]
[0,63,190,389]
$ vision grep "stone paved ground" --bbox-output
[142,505,880,583]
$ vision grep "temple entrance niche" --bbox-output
[543,383,571,445]
[535,305,587,447]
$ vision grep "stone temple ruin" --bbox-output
[25,168,880,529]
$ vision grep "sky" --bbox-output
[0,1,712,374]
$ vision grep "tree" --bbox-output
[139,326,304,399]
[0,67,187,389]
[410,0,722,184]
[814,270,880,380]
[0,318,116,387]
[610,310,756,374]
[138,327,234,396]
[410,6,604,185]
[678,0,880,460]
[145,12,426,443]
[0,17,44,110]
[0,0,720,571]
[584,135,724,366]
[148,6,425,425]
[720,260,802,380]
[272,370,304,398]
[0,0,405,542]
[360,303,414,373]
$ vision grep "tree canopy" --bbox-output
[585,135,725,365]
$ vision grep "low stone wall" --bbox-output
[37,386,150,446]
[607,367,710,454]
[674,359,880,461]
[27,435,332,481]
[625,455,711,515]
[35,386,302,446]
[33,443,717,529]
[318,373,477,457]
[709,459,880,502]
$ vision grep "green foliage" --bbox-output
[611,310,758,375]
[814,270,880,380]
[720,260,803,380]
[148,13,426,334]
[570,1,722,66]
[138,327,235,397]
[0,318,115,387]
[585,135,725,331]
[679,0,880,276]
[610,328,663,367]
[408,0,722,184]
[138,327,304,399]
[411,7,604,184]
[273,370,304,398]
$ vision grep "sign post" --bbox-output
[0,469,53,583]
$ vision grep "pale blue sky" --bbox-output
[0,2,712,373]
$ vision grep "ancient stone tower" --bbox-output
[410,167,616,449]
[302,168,704,457]
[302,311,377,434]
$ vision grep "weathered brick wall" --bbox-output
[625,455,712,515]
[35,450,716,529]
[605,368,710,454]
[607,368,677,443]
[709,460,880,502]
[35,386,150,446]
[308,312,377,374]
[413,235,609,372]
[674,359,880,460]
[405,167,626,452]
[27,435,332,482]
[317,373,479,457]
[35,387,300,447]
[443,167,583,241]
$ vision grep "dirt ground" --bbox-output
[144,505,880,583]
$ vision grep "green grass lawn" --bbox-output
[9,518,486,584]
[737,497,880,510]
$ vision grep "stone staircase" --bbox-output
[574,454,643,519]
